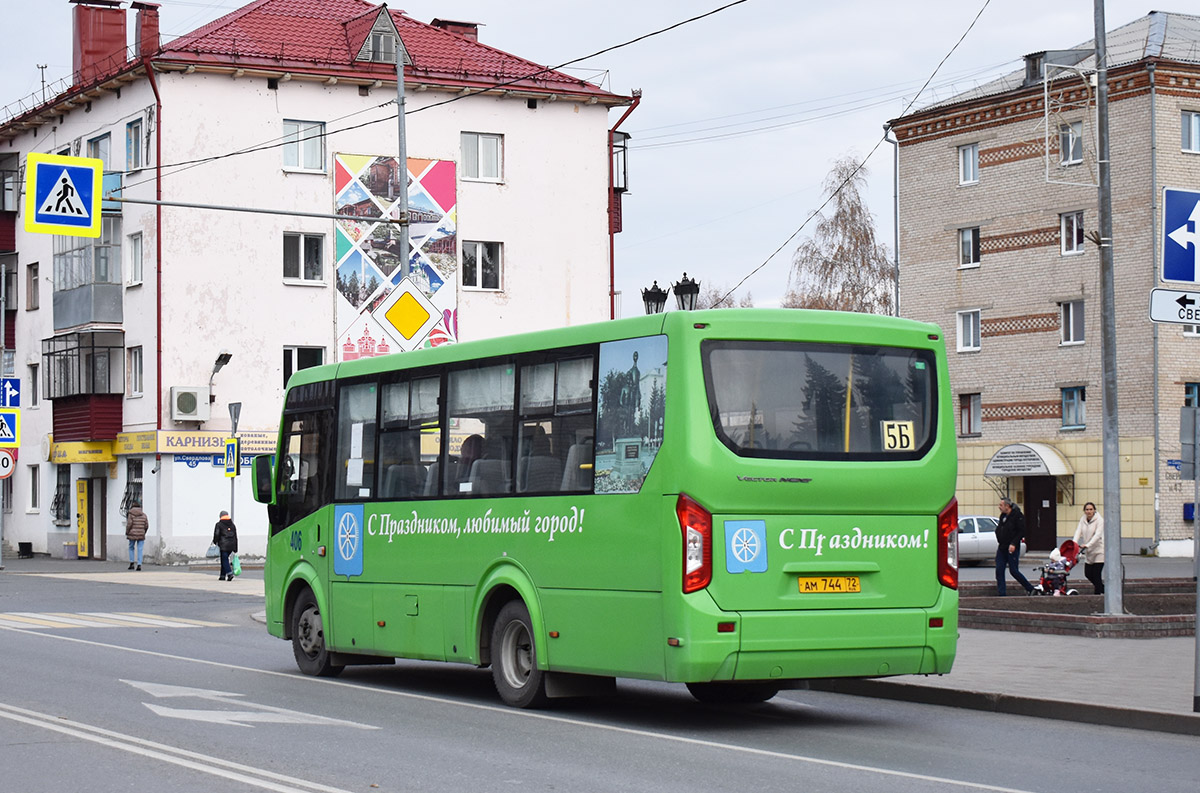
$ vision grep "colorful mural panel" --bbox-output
[334,154,458,357]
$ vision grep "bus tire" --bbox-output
[491,601,547,708]
[686,682,779,704]
[291,589,344,678]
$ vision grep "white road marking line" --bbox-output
[0,702,358,793]
[0,624,1039,792]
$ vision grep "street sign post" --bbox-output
[24,153,103,238]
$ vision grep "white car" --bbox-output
[957,515,1026,564]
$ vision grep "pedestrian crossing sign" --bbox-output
[0,408,20,447]
[24,153,103,237]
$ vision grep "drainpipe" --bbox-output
[143,56,164,553]
[1149,62,1160,548]
[608,91,641,320]
[883,123,900,317]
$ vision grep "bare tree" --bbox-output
[782,156,893,314]
[697,282,754,309]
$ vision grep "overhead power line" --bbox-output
[715,0,995,306]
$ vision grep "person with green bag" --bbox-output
[212,510,239,582]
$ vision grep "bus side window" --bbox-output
[518,355,595,494]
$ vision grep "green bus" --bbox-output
[252,308,959,707]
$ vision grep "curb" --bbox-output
[809,679,1200,736]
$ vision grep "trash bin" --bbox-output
[17,542,32,558]
[62,543,78,560]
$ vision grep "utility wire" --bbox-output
[715,0,994,306]
[119,1,750,189]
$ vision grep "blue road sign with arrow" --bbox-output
[1163,187,1200,284]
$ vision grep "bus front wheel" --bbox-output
[491,601,547,708]
[686,682,779,704]
[291,590,344,678]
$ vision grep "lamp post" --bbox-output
[642,273,701,315]
[641,281,668,315]
[672,273,700,311]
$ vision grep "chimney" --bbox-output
[431,19,479,42]
[133,1,161,58]
[71,0,128,86]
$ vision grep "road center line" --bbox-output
[0,624,1037,793]
[0,702,357,793]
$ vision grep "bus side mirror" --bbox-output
[252,454,274,504]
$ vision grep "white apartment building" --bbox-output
[0,0,634,561]
[891,11,1200,556]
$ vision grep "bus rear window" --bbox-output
[703,340,936,460]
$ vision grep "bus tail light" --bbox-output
[937,497,958,590]
[677,493,712,593]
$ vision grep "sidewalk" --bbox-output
[4,553,1199,734]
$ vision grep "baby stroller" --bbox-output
[1032,540,1084,596]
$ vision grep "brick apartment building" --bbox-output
[890,11,1200,556]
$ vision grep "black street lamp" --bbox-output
[641,280,668,314]
[672,273,700,311]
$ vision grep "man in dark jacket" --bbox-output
[996,497,1034,595]
[213,511,239,582]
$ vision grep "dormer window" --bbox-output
[369,32,396,63]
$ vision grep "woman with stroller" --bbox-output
[1072,502,1105,595]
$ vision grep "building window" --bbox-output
[283,120,325,171]
[121,458,143,515]
[53,216,122,290]
[28,363,38,408]
[958,143,979,184]
[1183,111,1200,153]
[1060,121,1083,165]
[1062,386,1086,428]
[956,309,981,352]
[127,232,143,285]
[87,133,111,169]
[126,118,143,170]
[959,227,981,267]
[42,330,125,399]
[1185,325,1200,337]
[283,233,323,281]
[3,352,13,377]
[128,346,143,397]
[960,393,981,436]
[463,241,501,290]
[26,262,39,310]
[368,31,397,63]
[28,465,39,511]
[2,477,11,514]
[1060,300,1084,345]
[461,132,502,181]
[3,265,14,310]
[1186,382,1200,407]
[284,346,324,388]
[51,465,70,523]
[1061,211,1085,255]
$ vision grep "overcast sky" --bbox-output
[0,0,1156,313]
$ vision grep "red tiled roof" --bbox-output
[160,0,622,101]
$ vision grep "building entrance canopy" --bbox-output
[984,442,1074,477]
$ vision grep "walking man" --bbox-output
[996,497,1034,595]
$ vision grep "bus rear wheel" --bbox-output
[491,601,547,708]
[686,682,779,704]
[291,590,344,678]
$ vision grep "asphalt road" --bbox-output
[1,570,1198,792]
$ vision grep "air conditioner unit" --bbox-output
[170,386,210,421]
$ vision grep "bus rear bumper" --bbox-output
[667,592,958,683]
